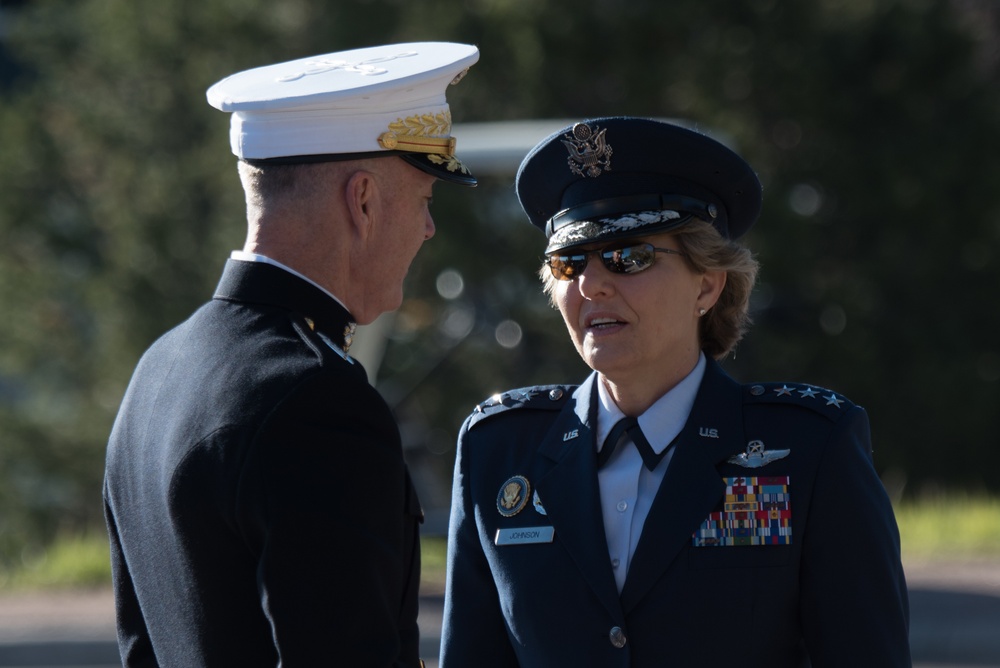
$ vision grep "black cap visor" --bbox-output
[242,150,477,187]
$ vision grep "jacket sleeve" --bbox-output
[439,418,520,667]
[799,405,911,667]
[104,490,159,668]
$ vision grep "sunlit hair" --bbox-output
[538,218,759,360]
[237,160,330,208]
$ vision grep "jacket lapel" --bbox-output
[535,374,623,620]
[620,359,747,613]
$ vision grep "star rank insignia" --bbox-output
[476,393,503,411]
[476,389,537,412]
[747,382,851,417]
[506,389,537,404]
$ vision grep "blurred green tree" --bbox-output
[0,0,998,566]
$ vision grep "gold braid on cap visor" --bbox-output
[378,110,457,156]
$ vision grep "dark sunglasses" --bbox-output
[546,242,687,281]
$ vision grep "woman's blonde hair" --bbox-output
[538,218,759,360]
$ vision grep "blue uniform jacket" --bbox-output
[440,358,909,667]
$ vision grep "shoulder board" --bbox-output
[743,382,856,421]
[468,384,575,429]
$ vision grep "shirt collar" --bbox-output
[596,352,707,454]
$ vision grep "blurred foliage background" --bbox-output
[1,0,999,573]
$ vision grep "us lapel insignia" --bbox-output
[728,440,790,469]
[497,475,531,517]
[532,489,547,516]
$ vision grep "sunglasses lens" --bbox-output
[548,254,588,280]
[602,244,656,274]
[547,243,669,280]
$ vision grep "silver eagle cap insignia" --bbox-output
[728,440,790,469]
[562,122,613,178]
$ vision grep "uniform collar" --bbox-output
[229,250,350,312]
[595,352,707,455]
[214,257,357,352]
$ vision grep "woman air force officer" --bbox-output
[439,117,909,668]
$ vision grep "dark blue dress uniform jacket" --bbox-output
[440,358,910,667]
[103,260,423,667]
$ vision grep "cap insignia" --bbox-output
[561,122,613,178]
[276,51,418,82]
[378,110,457,156]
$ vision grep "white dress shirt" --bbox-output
[594,352,706,592]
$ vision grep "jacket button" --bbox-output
[609,626,627,648]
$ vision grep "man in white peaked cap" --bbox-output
[103,42,478,667]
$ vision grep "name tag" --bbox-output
[494,526,555,546]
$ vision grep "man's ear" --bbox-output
[344,170,378,239]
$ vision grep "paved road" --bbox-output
[1,559,997,667]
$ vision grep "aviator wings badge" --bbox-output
[728,440,790,469]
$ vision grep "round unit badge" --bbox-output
[496,475,531,517]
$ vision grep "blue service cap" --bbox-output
[206,42,479,186]
[515,117,762,251]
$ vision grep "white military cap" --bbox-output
[206,42,479,185]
